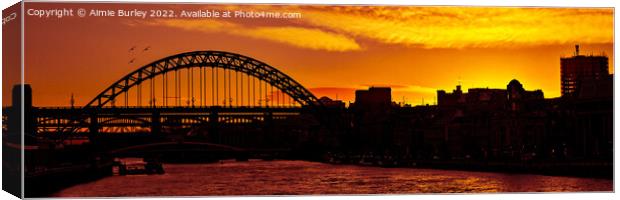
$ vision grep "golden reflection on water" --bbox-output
[53,160,612,197]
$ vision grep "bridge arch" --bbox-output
[86,51,320,109]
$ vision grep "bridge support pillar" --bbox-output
[263,112,274,147]
[151,111,161,135]
[89,114,99,134]
[208,109,219,143]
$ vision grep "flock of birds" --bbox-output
[128,45,151,64]
[69,45,153,106]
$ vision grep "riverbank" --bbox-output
[25,161,113,197]
[24,146,114,198]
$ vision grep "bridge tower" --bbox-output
[7,84,35,142]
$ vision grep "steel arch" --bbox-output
[86,51,320,108]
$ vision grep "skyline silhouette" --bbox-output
[1,3,615,197]
[4,4,614,107]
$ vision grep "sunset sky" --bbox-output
[9,3,614,106]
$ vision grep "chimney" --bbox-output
[575,44,580,56]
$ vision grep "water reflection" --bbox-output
[53,160,612,197]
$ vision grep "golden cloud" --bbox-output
[146,18,361,52]
[298,7,613,48]
[141,6,613,50]
[240,27,361,51]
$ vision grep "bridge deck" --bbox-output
[34,106,304,113]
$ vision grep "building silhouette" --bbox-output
[437,80,544,112]
[352,87,391,111]
[349,87,393,151]
[560,45,610,98]
[317,96,345,109]
[335,44,613,163]
[430,80,546,160]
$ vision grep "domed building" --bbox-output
[506,79,544,111]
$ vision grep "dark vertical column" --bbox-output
[186,68,190,107]
[263,111,273,148]
[190,68,194,107]
[212,68,215,106]
[18,84,34,138]
[199,67,203,107]
[235,70,239,107]
[215,68,219,106]
[175,69,179,106]
[89,114,98,135]
[151,111,161,135]
[163,71,167,107]
[208,109,220,143]
[228,69,232,107]
[223,68,227,107]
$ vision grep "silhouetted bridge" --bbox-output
[36,106,308,134]
[31,51,323,133]
[4,51,339,197]
[5,50,336,156]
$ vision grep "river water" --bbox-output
[53,160,612,197]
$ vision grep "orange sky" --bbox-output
[8,3,614,107]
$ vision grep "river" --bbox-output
[52,160,612,197]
